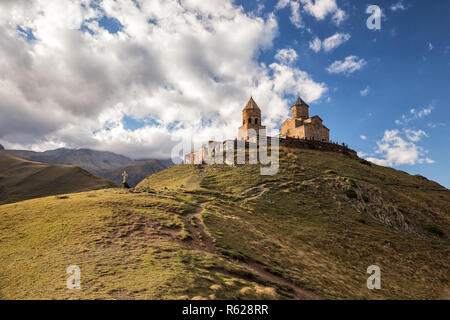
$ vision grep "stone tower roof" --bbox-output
[293,97,308,107]
[244,96,261,111]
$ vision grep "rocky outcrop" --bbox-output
[301,176,417,234]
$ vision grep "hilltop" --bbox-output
[0,153,116,204]
[0,148,448,299]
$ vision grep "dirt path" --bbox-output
[179,204,322,300]
[239,184,270,203]
[179,205,219,255]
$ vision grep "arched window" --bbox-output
[248,118,251,124]
[255,118,258,124]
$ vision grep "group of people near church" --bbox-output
[289,136,348,148]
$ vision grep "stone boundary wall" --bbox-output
[279,137,358,158]
[184,137,358,164]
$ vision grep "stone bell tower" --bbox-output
[291,97,309,120]
[238,97,266,141]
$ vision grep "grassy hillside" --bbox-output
[0,148,448,299]
[0,153,116,204]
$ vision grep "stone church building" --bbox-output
[237,96,329,142]
[238,97,266,141]
[185,96,334,164]
[280,97,330,142]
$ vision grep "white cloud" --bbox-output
[275,0,345,27]
[395,106,434,125]
[390,1,406,12]
[415,107,433,118]
[289,1,305,29]
[309,33,350,53]
[309,37,322,52]
[322,33,350,52]
[360,86,370,96]
[275,48,298,65]
[365,129,433,166]
[275,0,291,10]
[332,8,346,25]
[326,56,367,75]
[0,0,328,159]
[360,135,367,140]
[358,151,368,158]
[275,0,304,28]
[428,42,433,51]
[269,62,327,103]
[301,0,338,20]
[404,129,428,142]
[427,122,446,129]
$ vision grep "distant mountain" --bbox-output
[97,159,174,187]
[0,153,116,204]
[0,148,132,173]
[0,147,173,187]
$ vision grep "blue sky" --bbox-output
[0,0,449,187]
[233,0,450,187]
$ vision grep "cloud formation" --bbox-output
[275,0,346,27]
[360,86,370,96]
[275,48,298,65]
[302,0,345,22]
[366,129,434,166]
[390,1,407,12]
[395,106,434,125]
[0,0,331,159]
[309,33,351,53]
[309,37,322,53]
[326,56,367,74]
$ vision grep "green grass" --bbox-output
[140,147,450,299]
[1,147,449,300]
[0,189,283,300]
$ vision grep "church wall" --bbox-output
[238,124,267,141]
[303,124,329,142]
[280,119,289,136]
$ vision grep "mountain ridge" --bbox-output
[0,147,173,187]
[0,153,116,204]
